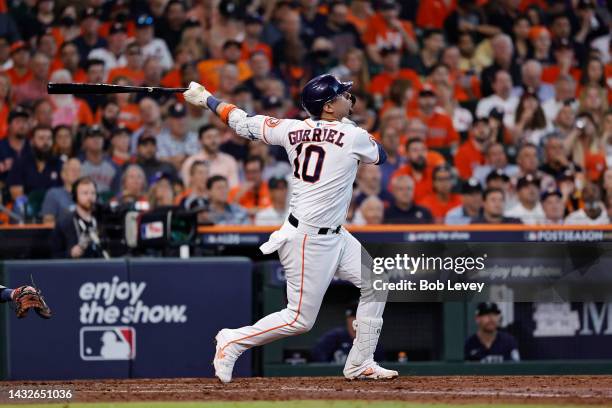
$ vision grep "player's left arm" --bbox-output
[349,128,387,165]
[183,82,289,147]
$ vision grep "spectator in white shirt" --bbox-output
[476,70,518,128]
[134,14,173,71]
[88,22,127,78]
[505,174,545,224]
[255,177,289,226]
[156,102,199,171]
[542,74,578,124]
[565,182,610,225]
[539,188,565,225]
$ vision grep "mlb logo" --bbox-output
[80,326,136,361]
[141,221,164,240]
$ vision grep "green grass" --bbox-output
[0,402,609,408]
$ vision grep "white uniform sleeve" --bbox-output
[227,109,293,148]
[349,129,380,164]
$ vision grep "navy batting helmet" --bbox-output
[301,74,353,118]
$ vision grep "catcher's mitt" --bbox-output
[12,285,52,319]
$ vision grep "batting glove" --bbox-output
[183,81,212,109]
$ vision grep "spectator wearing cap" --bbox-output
[419,165,462,223]
[504,174,544,225]
[445,178,483,225]
[5,41,32,86]
[40,157,81,223]
[7,125,62,202]
[254,177,289,226]
[157,102,199,171]
[529,26,553,66]
[368,46,420,101]
[0,106,31,185]
[542,75,578,124]
[181,124,239,188]
[130,97,163,153]
[88,22,128,76]
[391,138,445,199]
[486,169,516,211]
[206,175,249,225]
[228,156,271,216]
[109,126,132,166]
[472,142,519,186]
[538,188,566,225]
[454,118,494,180]
[155,0,188,52]
[80,126,117,194]
[384,175,433,224]
[311,301,384,363]
[472,188,521,224]
[12,52,50,105]
[362,0,418,65]
[241,14,272,64]
[116,131,176,192]
[54,42,87,84]
[72,8,107,63]
[479,34,521,98]
[564,112,607,182]
[407,85,459,151]
[475,70,519,129]
[148,173,175,209]
[464,302,520,363]
[134,14,173,71]
[78,59,107,115]
[313,1,363,60]
[409,29,446,77]
[241,51,276,103]
[565,182,609,225]
[198,40,252,95]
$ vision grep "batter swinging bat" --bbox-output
[47,83,188,95]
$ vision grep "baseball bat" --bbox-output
[47,83,188,95]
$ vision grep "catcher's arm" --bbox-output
[183,82,268,143]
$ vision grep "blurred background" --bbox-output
[0,0,610,380]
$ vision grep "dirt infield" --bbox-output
[1,376,612,406]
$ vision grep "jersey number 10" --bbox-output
[293,144,326,183]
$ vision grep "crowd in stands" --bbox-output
[0,0,610,226]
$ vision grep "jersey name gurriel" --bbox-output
[288,128,346,147]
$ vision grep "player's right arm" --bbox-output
[183,82,289,147]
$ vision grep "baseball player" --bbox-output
[184,74,397,383]
[0,284,51,319]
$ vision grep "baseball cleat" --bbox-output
[213,329,238,384]
[347,363,399,380]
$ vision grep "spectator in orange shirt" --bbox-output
[390,138,445,200]
[198,40,252,94]
[362,0,418,65]
[13,52,50,105]
[378,78,415,119]
[228,156,271,216]
[417,0,456,30]
[107,43,145,86]
[454,118,493,180]
[419,165,462,222]
[564,111,606,182]
[111,76,142,132]
[161,44,197,89]
[54,41,86,83]
[369,46,420,102]
[408,85,459,151]
[542,39,581,85]
[241,14,273,64]
[5,41,32,86]
[347,0,373,35]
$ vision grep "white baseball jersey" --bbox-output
[229,110,382,227]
